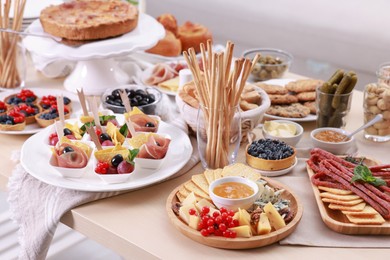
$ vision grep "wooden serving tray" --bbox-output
[307,165,390,235]
[166,177,303,249]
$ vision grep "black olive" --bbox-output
[63,128,72,136]
[99,133,112,142]
[111,154,123,167]
[145,122,155,127]
[63,146,74,154]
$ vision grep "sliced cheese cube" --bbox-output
[179,203,198,225]
[257,213,271,235]
[264,202,286,230]
[188,215,201,230]
[182,192,197,206]
[229,225,252,238]
[238,208,251,226]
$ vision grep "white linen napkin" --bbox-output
[7,119,198,260]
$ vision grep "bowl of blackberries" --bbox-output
[102,85,162,115]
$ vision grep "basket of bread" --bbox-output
[176,80,270,141]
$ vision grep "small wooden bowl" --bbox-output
[246,144,296,171]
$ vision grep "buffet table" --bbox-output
[1,68,389,259]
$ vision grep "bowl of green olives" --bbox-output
[243,48,293,81]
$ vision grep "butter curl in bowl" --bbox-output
[262,120,303,147]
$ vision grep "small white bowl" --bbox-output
[134,133,171,170]
[92,149,136,184]
[262,120,303,147]
[310,127,354,155]
[209,176,259,211]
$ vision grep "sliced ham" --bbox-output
[51,143,89,168]
[130,114,159,133]
[144,63,178,86]
[138,134,170,159]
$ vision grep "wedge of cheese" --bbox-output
[195,199,220,216]
[188,215,201,230]
[238,208,251,226]
[179,203,198,225]
[229,225,252,238]
[257,213,271,235]
[182,192,197,206]
[264,202,286,230]
[158,77,179,92]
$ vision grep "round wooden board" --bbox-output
[166,177,303,249]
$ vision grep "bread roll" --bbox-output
[157,13,178,36]
[178,21,212,53]
[145,30,182,57]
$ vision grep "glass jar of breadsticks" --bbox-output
[363,82,390,142]
[0,0,27,89]
[184,40,260,169]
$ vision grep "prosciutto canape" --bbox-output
[51,143,89,168]
[138,134,170,159]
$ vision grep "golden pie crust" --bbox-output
[40,0,139,40]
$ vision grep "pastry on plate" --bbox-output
[178,21,212,53]
[40,0,139,40]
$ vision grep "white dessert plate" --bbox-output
[262,79,317,122]
[20,117,193,192]
[250,157,298,177]
[0,88,81,135]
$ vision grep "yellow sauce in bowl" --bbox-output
[213,182,254,199]
[314,130,348,143]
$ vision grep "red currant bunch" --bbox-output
[95,162,109,174]
[189,206,239,238]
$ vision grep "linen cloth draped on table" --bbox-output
[7,112,199,259]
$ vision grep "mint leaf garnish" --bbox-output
[351,165,386,187]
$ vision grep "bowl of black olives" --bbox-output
[102,85,162,115]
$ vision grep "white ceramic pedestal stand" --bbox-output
[23,13,164,95]
[63,58,130,96]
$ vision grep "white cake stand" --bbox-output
[23,14,165,95]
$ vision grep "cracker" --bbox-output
[266,103,310,118]
[318,186,353,195]
[342,205,379,217]
[322,198,364,206]
[268,94,298,105]
[191,174,209,194]
[328,202,366,211]
[255,83,288,95]
[213,168,223,180]
[203,169,215,185]
[184,181,210,199]
[176,192,186,203]
[178,185,190,198]
[346,213,385,225]
[285,79,324,93]
[296,91,316,102]
[221,163,261,182]
[319,192,361,201]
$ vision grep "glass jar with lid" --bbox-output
[377,62,390,86]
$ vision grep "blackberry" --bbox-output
[247,138,294,160]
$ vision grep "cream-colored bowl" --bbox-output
[209,176,259,211]
[310,127,354,155]
[262,120,303,147]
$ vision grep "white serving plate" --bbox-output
[262,79,317,122]
[0,88,81,135]
[20,117,193,192]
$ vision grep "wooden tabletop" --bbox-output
[1,69,389,259]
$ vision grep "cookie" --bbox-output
[266,103,311,118]
[285,79,324,93]
[255,83,288,95]
[268,94,298,105]
[296,91,316,102]
[303,101,316,114]
[241,90,261,105]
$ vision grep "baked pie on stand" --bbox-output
[22,13,164,95]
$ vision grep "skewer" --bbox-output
[86,125,102,150]
[57,94,65,127]
[90,97,103,133]
[77,88,89,116]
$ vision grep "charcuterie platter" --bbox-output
[307,149,390,235]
